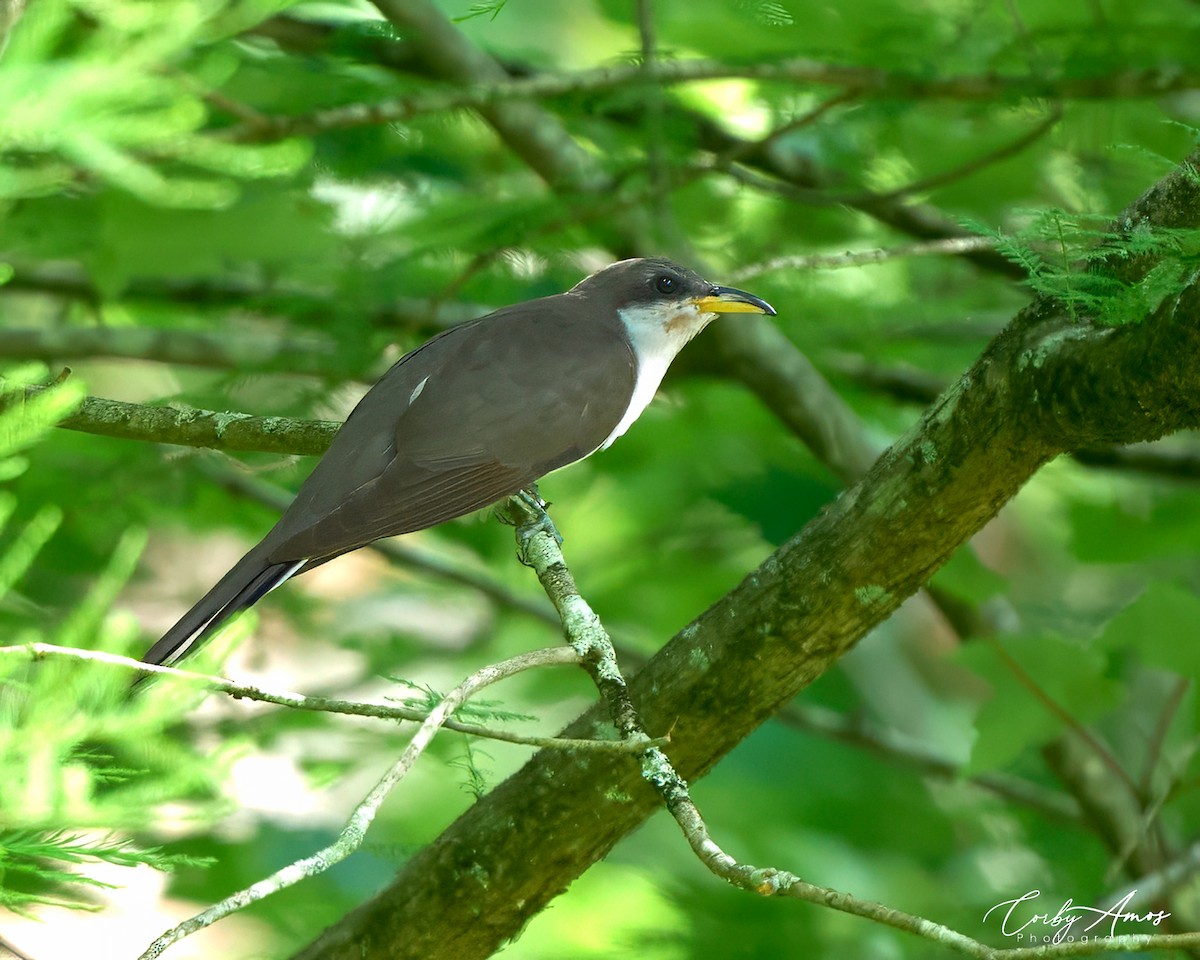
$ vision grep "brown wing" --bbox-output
[260,294,636,563]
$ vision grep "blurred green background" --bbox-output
[2,0,1200,957]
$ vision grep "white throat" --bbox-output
[598,303,715,451]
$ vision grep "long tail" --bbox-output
[141,550,305,667]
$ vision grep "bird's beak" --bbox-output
[693,285,777,316]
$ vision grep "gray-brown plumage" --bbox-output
[142,258,774,667]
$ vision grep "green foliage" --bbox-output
[448,737,492,800]
[735,1,795,27]
[388,679,539,726]
[929,548,1008,606]
[1,0,1199,956]
[452,0,509,24]
[965,210,1200,324]
[0,367,223,916]
[0,829,209,913]
[955,633,1123,774]
[0,365,84,459]
[1097,581,1200,678]
[0,0,308,205]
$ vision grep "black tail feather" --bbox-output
[141,551,302,668]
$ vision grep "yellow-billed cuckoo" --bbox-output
[142,257,775,667]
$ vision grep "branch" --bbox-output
[218,58,1199,144]
[1,376,339,455]
[206,452,1086,821]
[37,254,1194,494]
[370,0,606,194]
[0,642,661,753]
[253,1,1016,489]
[287,146,1200,960]
[0,260,487,332]
[251,13,1024,279]
[492,498,1005,952]
[137,645,582,960]
[829,356,1200,482]
[731,236,1001,280]
[485,499,1196,960]
[0,326,346,376]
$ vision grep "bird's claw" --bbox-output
[513,488,563,566]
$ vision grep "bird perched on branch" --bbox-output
[142,257,775,668]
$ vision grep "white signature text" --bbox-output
[984,889,1170,944]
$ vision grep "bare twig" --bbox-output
[850,105,1063,205]
[0,260,485,332]
[731,236,1000,280]
[987,635,1142,797]
[216,59,1200,144]
[0,642,660,752]
[0,326,346,376]
[501,499,1200,959]
[136,645,581,960]
[1101,843,1200,913]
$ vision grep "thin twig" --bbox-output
[1101,842,1200,913]
[136,645,581,960]
[0,642,659,752]
[0,326,347,376]
[987,635,1141,798]
[501,499,1200,959]
[845,105,1063,206]
[776,701,1082,823]
[731,236,1000,280]
[216,59,1200,144]
[712,88,860,171]
[722,105,1060,212]
[636,0,670,249]
[0,260,484,331]
[1139,677,1190,798]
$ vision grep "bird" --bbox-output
[141,257,775,668]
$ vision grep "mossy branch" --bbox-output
[1,377,338,456]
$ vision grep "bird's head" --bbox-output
[571,257,775,351]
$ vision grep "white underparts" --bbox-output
[599,303,716,451]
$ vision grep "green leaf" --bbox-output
[0,830,211,914]
[0,502,62,600]
[1097,581,1200,676]
[956,634,1123,774]
[1070,492,1200,563]
[929,548,1008,605]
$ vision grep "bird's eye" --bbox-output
[655,275,678,295]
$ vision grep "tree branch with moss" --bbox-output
[283,139,1200,960]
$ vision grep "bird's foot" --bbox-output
[510,487,563,566]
